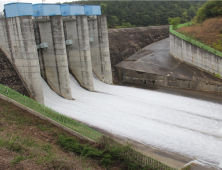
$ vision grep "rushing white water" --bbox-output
[43,74,222,168]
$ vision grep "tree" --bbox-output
[195,1,222,23]
[100,3,107,14]
[168,17,181,29]
[108,16,118,28]
[187,5,196,20]
[182,11,189,23]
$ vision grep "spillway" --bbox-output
[42,74,222,168]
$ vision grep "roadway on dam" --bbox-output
[116,38,222,86]
[43,72,222,170]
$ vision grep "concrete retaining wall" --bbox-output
[170,33,222,76]
[116,67,222,93]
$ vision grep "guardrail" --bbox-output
[169,23,222,58]
[0,83,190,170]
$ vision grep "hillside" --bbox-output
[0,98,108,170]
[177,17,222,52]
[71,1,203,28]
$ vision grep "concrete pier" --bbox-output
[0,18,11,61]
[36,16,72,99]
[88,15,112,84]
[5,16,44,104]
[63,15,94,91]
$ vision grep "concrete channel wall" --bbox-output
[170,33,222,76]
[116,68,222,93]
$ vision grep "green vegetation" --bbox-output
[215,73,221,78]
[0,81,179,170]
[168,17,181,29]
[212,35,222,50]
[194,0,222,23]
[57,135,153,170]
[172,0,222,55]
[0,99,112,169]
[71,1,203,28]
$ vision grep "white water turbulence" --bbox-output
[43,74,222,168]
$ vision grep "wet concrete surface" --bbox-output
[116,38,222,85]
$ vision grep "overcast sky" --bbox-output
[0,0,78,13]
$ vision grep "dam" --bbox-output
[0,2,112,104]
[0,2,222,170]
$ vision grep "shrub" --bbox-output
[215,73,221,78]
[168,17,181,29]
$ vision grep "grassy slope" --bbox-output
[177,17,222,52]
[0,98,108,170]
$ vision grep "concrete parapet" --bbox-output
[63,15,94,91]
[170,33,222,77]
[5,16,44,104]
[35,16,72,100]
[88,15,112,84]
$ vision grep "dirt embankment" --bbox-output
[108,25,169,83]
[0,98,108,170]
[0,49,30,97]
[177,17,222,52]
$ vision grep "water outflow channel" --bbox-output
[43,74,222,169]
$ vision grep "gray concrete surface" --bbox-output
[36,16,72,100]
[170,33,222,77]
[5,16,44,104]
[108,25,169,83]
[116,38,222,93]
[88,15,112,84]
[63,15,94,91]
[97,15,113,84]
[0,18,11,61]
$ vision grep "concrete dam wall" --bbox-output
[108,26,169,83]
[0,3,113,104]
